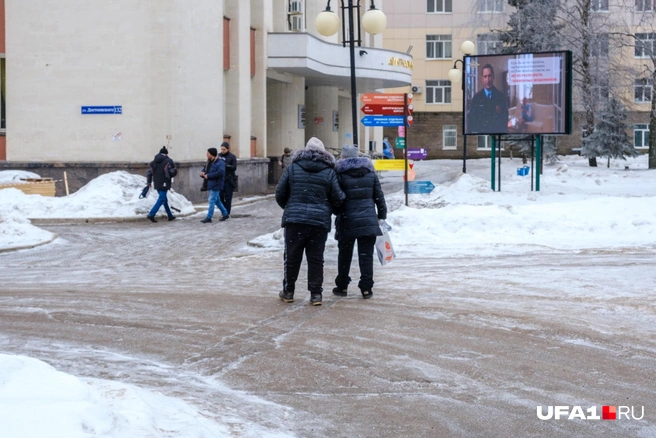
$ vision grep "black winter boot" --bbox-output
[279,290,294,303]
[310,294,323,306]
[332,287,347,297]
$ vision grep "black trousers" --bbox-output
[283,223,328,295]
[335,234,377,292]
[221,183,234,214]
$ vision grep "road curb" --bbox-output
[0,233,59,253]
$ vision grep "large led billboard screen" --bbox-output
[463,51,572,136]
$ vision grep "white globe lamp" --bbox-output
[315,10,340,37]
[362,7,387,35]
[461,40,475,56]
[448,68,462,83]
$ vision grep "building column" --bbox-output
[225,0,251,158]
[338,92,353,147]
[305,86,339,151]
[250,0,268,157]
[266,74,305,156]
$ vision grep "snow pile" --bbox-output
[0,170,197,250]
[252,155,656,256]
[384,156,656,255]
[0,170,42,184]
[0,210,56,250]
[0,171,195,219]
[0,354,231,438]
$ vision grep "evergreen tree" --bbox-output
[499,0,562,167]
[501,0,562,53]
[560,0,617,167]
[582,97,638,167]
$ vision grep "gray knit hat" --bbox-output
[305,137,325,151]
[341,144,359,159]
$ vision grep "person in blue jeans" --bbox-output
[146,146,177,223]
[200,147,229,223]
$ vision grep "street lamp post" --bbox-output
[315,1,387,148]
[448,40,475,174]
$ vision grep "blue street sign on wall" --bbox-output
[407,180,436,194]
[81,106,122,115]
[361,115,405,127]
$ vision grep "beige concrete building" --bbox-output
[0,0,412,200]
[382,0,655,160]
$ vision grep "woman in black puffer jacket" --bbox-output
[333,145,387,299]
[275,137,345,306]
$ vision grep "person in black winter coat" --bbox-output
[332,144,387,299]
[146,146,178,222]
[219,142,238,214]
[275,137,346,306]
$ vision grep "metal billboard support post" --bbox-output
[491,136,496,191]
[530,135,535,192]
[536,135,542,192]
[497,135,502,192]
[462,135,467,174]
[404,92,409,207]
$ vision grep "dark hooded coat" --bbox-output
[275,148,345,230]
[334,157,387,240]
[146,153,177,191]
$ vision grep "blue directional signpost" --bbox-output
[407,180,435,194]
[361,93,413,206]
[360,115,406,127]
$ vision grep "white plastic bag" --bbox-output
[375,226,396,266]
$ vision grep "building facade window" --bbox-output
[223,17,230,70]
[479,0,503,13]
[592,77,610,101]
[426,35,452,59]
[635,78,652,102]
[477,33,503,55]
[635,0,655,12]
[591,34,609,57]
[250,28,256,77]
[0,57,5,130]
[477,135,492,150]
[443,125,457,150]
[425,80,452,104]
[634,124,650,148]
[427,0,452,13]
[287,0,304,31]
[288,15,304,31]
[591,0,609,11]
[288,0,303,13]
[635,33,656,58]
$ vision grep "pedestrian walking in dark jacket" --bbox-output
[278,147,293,170]
[219,142,238,215]
[200,148,229,223]
[275,137,346,306]
[333,145,387,299]
[146,146,177,222]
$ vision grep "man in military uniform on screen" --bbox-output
[467,64,508,134]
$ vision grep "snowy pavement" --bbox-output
[1,156,655,436]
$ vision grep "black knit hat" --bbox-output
[159,146,168,155]
[221,142,230,149]
[208,147,218,157]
